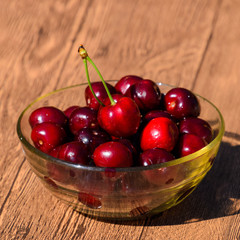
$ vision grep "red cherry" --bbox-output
[69,107,99,135]
[179,117,213,143]
[85,82,116,110]
[98,97,141,137]
[139,148,178,186]
[58,141,90,165]
[102,93,124,105]
[63,105,80,118]
[125,79,161,112]
[115,75,143,95]
[143,110,177,124]
[29,106,68,128]
[178,133,207,157]
[75,128,111,155]
[140,117,179,152]
[31,122,66,153]
[93,141,133,167]
[164,88,200,119]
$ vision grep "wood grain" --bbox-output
[0,0,240,239]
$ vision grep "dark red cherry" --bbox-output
[85,81,116,110]
[178,133,207,157]
[140,117,179,152]
[114,138,138,163]
[69,107,99,135]
[63,105,80,118]
[58,141,89,165]
[143,110,177,124]
[139,148,175,166]
[93,141,133,167]
[102,93,124,105]
[115,75,143,95]
[98,97,141,137]
[164,88,200,119]
[126,79,161,112]
[179,117,213,143]
[75,128,111,154]
[31,122,66,153]
[29,106,68,128]
[139,148,178,186]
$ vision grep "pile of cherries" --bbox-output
[29,46,213,171]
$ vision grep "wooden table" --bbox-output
[1,0,240,239]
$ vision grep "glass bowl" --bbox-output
[17,81,225,220]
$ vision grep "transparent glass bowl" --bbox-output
[17,81,225,220]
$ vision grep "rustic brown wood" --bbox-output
[0,0,240,239]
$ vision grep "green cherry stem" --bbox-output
[79,45,104,106]
[83,58,104,106]
[78,45,115,106]
[86,56,115,105]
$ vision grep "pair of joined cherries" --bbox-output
[29,46,213,174]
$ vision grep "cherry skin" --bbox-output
[102,93,124,105]
[63,105,80,118]
[126,79,161,112]
[29,106,68,128]
[98,97,141,137]
[179,117,213,143]
[143,110,177,124]
[178,133,207,157]
[75,128,111,155]
[57,141,90,165]
[93,141,133,167]
[31,122,67,153]
[113,138,138,163]
[69,107,99,135]
[139,148,178,186]
[115,75,143,95]
[85,81,116,110]
[164,87,200,119]
[140,117,179,152]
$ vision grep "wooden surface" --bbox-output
[1,0,240,239]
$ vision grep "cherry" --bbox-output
[79,45,141,138]
[164,87,200,119]
[69,107,99,135]
[126,79,161,112]
[115,75,143,95]
[85,82,116,110]
[102,93,124,105]
[63,105,80,118]
[58,141,90,165]
[178,133,207,157]
[143,110,177,124]
[113,138,138,163]
[31,122,66,153]
[140,117,179,152]
[179,117,213,143]
[139,148,178,186]
[98,97,141,137]
[75,128,111,154]
[29,106,68,128]
[93,141,133,167]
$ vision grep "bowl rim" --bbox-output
[16,81,225,172]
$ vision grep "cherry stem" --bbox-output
[83,58,104,106]
[78,45,115,105]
